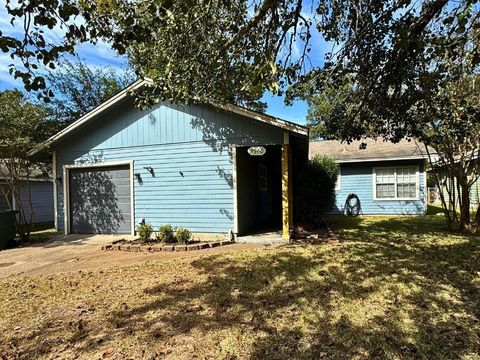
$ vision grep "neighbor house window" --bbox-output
[373,166,418,200]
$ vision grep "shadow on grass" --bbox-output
[106,217,479,359]
[4,216,480,359]
[325,214,458,239]
[426,204,446,215]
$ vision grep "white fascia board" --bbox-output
[211,101,309,136]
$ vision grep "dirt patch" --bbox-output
[0,243,264,279]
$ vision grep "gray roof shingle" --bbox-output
[309,139,431,163]
[0,164,51,181]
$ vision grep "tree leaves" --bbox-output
[1,0,91,101]
[44,58,134,126]
[0,0,313,109]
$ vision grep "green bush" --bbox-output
[136,222,154,242]
[157,224,176,243]
[295,154,339,225]
[175,227,192,244]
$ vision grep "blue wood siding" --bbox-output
[331,160,426,215]
[20,182,54,224]
[55,100,284,233]
[1,182,54,223]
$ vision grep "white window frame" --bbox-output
[372,165,420,201]
[335,167,341,191]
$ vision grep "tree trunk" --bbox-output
[458,178,471,231]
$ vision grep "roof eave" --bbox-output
[334,155,428,163]
[29,78,308,156]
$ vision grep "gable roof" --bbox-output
[29,78,308,155]
[309,138,432,163]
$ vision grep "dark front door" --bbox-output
[69,165,131,234]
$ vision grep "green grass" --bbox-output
[1,216,479,359]
[426,204,446,215]
[426,202,479,219]
[15,224,57,244]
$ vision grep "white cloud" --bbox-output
[0,1,76,43]
[0,54,25,90]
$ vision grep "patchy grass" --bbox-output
[426,204,446,215]
[12,224,57,245]
[1,216,479,359]
[26,225,58,244]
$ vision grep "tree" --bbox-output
[2,1,479,108]
[301,2,480,231]
[0,90,54,242]
[1,0,313,107]
[295,154,338,225]
[0,0,89,99]
[45,58,134,126]
[424,75,480,230]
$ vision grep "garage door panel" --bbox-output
[116,186,131,196]
[69,165,131,234]
[115,203,132,213]
[109,178,131,186]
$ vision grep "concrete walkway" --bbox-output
[49,233,137,246]
[0,234,264,279]
[236,230,285,244]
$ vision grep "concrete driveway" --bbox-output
[0,234,263,279]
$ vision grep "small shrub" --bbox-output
[157,224,176,243]
[175,227,191,244]
[136,222,154,242]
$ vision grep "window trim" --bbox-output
[258,164,268,192]
[335,167,341,191]
[372,165,420,201]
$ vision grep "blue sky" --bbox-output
[0,4,330,126]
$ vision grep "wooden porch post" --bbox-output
[282,134,293,240]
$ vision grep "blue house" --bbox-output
[31,79,309,240]
[0,169,54,225]
[309,139,428,215]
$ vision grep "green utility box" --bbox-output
[0,210,19,250]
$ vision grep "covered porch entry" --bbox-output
[234,134,306,241]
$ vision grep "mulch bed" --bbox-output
[291,223,345,244]
[101,240,234,252]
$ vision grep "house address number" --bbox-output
[248,146,266,156]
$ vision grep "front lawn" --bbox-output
[1,216,479,359]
